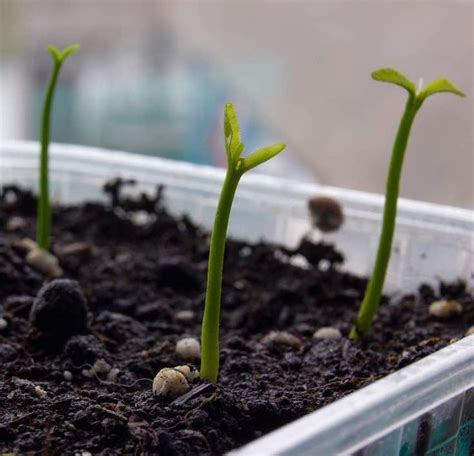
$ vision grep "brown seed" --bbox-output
[261,331,302,349]
[313,327,342,339]
[428,300,463,319]
[308,197,344,232]
[59,242,93,259]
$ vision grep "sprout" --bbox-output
[200,103,286,382]
[350,68,465,340]
[152,365,199,397]
[37,44,79,251]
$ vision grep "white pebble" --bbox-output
[93,359,111,375]
[82,368,93,378]
[106,368,120,382]
[15,237,37,252]
[176,337,201,361]
[429,300,463,319]
[152,367,190,397]
[35,385,47,398]
[289,254,310,270]
[131,210,156,227]
[0,317,8,330]
[63,371,73,381]
[313,327,342,339]
[26,247,63,278]
[6,216,27,231]
[175,310,195,322]
[174,365,200,381]
[262,331,302,349]
[465,326,474,337]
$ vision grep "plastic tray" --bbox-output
[1,141,473,455]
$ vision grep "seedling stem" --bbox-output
[350,68,465,339]
[200,103,285,382]
[37,44,79,250]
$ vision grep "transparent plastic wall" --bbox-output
[1,141,473,455]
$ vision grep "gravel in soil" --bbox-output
[0,183,472,455]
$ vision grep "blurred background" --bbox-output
[0,0,472,208]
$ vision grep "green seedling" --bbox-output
[200,103,286,382]
[350,68,465,340]
[37,44,79,251]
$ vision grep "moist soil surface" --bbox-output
[0,183,472,455]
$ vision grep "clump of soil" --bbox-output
[0,183,472,455]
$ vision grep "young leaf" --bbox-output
[240,143,286,173]
[418,78,466,101]
[371,68,417,96]
[224,103,243,161]
[48,44,80,64]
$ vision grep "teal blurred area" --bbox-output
[0,0,307,180]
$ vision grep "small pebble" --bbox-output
[175,310,195,322]
[82,369,93,378]
[6,216,27,231]
[30,279,88,338]
[93,359,111,375]
[465,326,474,336]
[174,365,200,381]
[63,371,73,381]
[35,385,47,398]
[0,317,7,330]
[26,247,63,278]
[152,367,190,397]
[288,254,310,270]
[428,300,463,319]
[261,331,302,349]
[106,368,120,382]
[131,210,156,227]
[176,337,201,361]
[313,327,342,339]
[11,237,37,254]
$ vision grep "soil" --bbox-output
[0,182,472,455]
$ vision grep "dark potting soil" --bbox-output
[0,183,472,455]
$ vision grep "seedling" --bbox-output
[350,68,465,340]
[37,44,79,251]
[200,103,286,382]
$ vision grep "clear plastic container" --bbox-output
[1,141,473,455]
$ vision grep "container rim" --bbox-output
[2,140,473,225]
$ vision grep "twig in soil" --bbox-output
[41,420,53,456]
[93,404,129,423]
[183,391,218,421]
[171,383,214,406]
[6,411,36,427]
[163,391,218,432]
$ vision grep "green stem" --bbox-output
[37,60,62,251]
[200,167,241,382]
[350,97,419,339]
